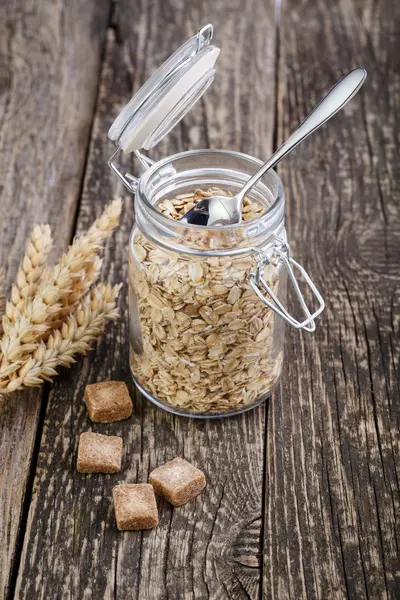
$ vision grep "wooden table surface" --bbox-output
[0,0,399,598]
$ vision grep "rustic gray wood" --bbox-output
[263,0,400,598]
[2,0,398,598]
[0,0,111,597]
[13,1,277,598]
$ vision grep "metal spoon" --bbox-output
[180,67,367,226]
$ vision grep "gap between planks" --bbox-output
[259,1,283,598]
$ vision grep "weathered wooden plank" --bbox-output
[0,0,111,597]
[263,0,400,598]
[14,0,277,598]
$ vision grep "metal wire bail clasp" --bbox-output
[249,240,325,332]
[108,148,154,193]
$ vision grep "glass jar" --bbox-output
[127,150,291,417]
[108,25,324,418]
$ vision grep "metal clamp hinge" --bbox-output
[249,241,325,332]
[108,147,155,193]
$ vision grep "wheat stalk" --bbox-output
[1,282,121,392]
[5,225,53,323]
[0,198,122,370]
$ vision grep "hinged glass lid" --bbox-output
[108,24,219,153]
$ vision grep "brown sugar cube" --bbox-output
[84,381,132,423]
[77,432,123,474]
[149,457,206,506]
[113,484,159,531]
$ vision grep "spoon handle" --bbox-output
[238,67,367,201]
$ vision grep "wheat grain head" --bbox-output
[1,282,121,392]
[0,199,122,369]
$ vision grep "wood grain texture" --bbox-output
[14,1,276,598]
[263,0,400,598]
[0,0,111,597]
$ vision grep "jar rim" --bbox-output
[135,149,285,255]
[137,148,284,229]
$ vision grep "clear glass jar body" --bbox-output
[128,150,287,418]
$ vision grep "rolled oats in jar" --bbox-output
[129,184,286,416]
[107,26,324,417]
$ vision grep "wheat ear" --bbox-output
[49,254,103,328]
[1,282,121,392]
[5,225,53,323]
[0,198,122,368]
[42,197,122,311]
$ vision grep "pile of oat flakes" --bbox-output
[129,188,283,414]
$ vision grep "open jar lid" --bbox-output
[108,24,219,153]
